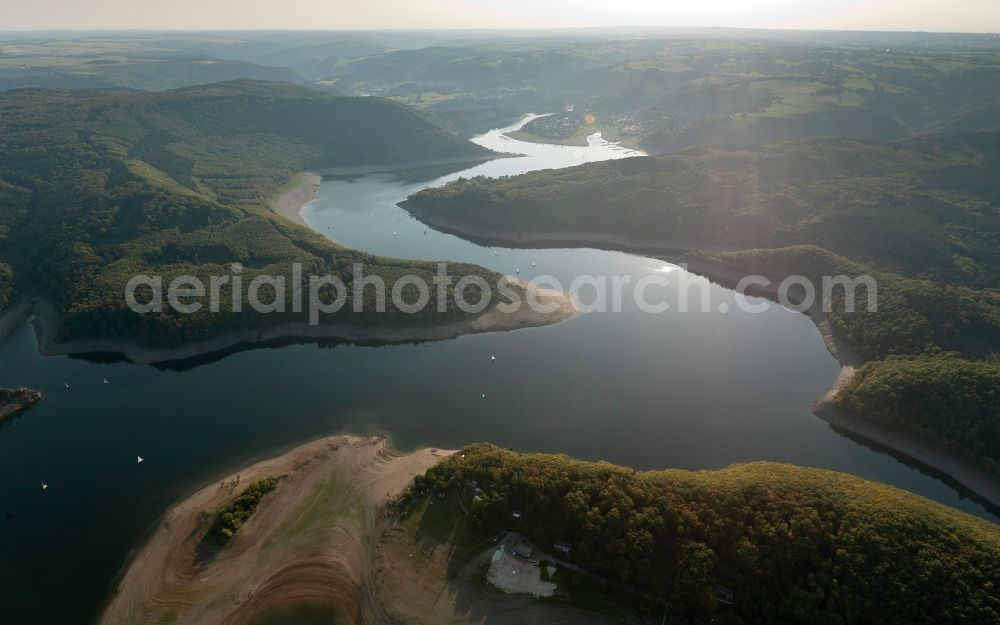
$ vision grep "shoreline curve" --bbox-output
[397,204,1000,513]
[5,280,575,365]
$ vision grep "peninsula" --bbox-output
[0,387,42,424]
[0,80,575,362]
[102,437,1000,625]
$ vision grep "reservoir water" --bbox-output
[0,116,994,625]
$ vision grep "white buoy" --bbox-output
[531,262,536,267]
[515,268,519,274]
[393,231,397,237]
[137,456,144,464]
[494,250,498,256]
[481,393,486,399]
[103,378,109,385]
[41,482,48,491]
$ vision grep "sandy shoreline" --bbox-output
[395,208,1000,512]
[98,435,454,625]
[267,172,321,226]
[9,280,575,365]
[265,157,510,227]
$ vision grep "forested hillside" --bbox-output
[418,444,1000,624]
[406,133,1000,474]
[410,133,1000,286]
[0,80,497,345]
[0,56,310,92]
[324,38,1000,151]
[833,355,1000,475]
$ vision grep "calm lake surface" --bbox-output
[0,116,995,625]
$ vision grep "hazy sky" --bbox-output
[4,0,999,32]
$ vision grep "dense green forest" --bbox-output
[323,38,1000,150]
[0,54,311,93]
[209,476,280,542]
[0,80,503,346]
[833,355,1000,475]
[406,133,1000,472]
[687,246,1000,361]
[417,444,1000,624]
[0,32,326,91]
[6,33,1000,146]
[410,133,1000,287]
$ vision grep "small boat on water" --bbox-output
[137,456,144,464]
[41,482,48,491]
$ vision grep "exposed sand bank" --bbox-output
[266,158,512,228]
[10,279,574,365]
[266,172,320,226]
[98,435,453,625]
